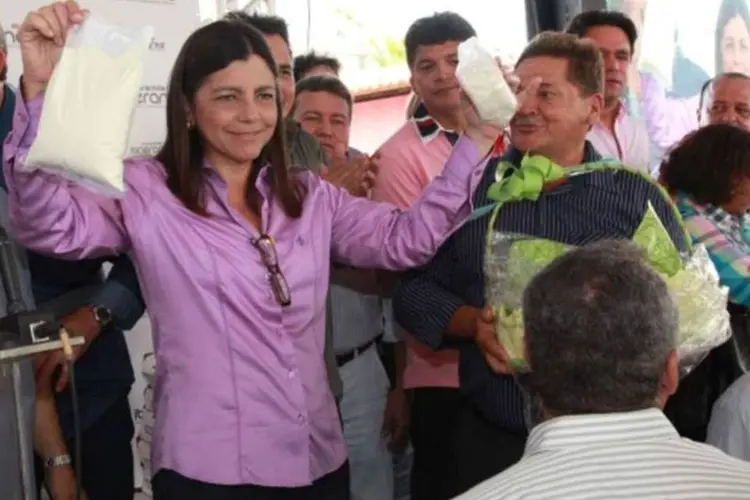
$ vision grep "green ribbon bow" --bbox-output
[486,155,566,204]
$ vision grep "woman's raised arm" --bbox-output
[327,134,489,270]
[3,93,144,260]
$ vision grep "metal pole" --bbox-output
[11,361,33,500]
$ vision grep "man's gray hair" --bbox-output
[522,239,678,415]
[0,23,6,53]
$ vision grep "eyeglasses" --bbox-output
[252,234,291,307]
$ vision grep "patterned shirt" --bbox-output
[394,146,688,431]
[676,194,750,308]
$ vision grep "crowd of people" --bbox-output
[1,1,750,499]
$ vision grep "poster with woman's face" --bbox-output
[718,1,750,74]
[606,0,750,159]
[610,0,750,87]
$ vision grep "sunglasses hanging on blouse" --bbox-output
[252,234,292,307]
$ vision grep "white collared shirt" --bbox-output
[707,373,750,462]
[587,103,651,175]
[455,408,750,499]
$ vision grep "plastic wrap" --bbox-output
[456,36,517,128]
[484,202,731,376]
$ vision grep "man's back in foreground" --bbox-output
[459,408,750,499]
[456,241,750,500]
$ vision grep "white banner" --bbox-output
[1,0,202,491]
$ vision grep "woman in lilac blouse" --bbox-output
[6,3,503,499]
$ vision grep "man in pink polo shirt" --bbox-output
[371,12,477,500]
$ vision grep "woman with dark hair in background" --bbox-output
[5,1,506,498]
[658,123,748,442]
[662,124,750,307]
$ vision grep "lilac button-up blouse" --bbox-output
[2,95,487,487]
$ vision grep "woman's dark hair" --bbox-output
[715,0,750,74]
[156,19,303,218]
[660,123,750,206]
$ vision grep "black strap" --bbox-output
[335,333,383,367]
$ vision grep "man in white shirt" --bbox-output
[567,10,651,173]
[457,241,750,500]
[707,373,750,462]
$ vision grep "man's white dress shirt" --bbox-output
[708,373,750,462]
[456,408,750,499]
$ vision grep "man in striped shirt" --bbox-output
[393,32,688,494]
[456,241,750,500]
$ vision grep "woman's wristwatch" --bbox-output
[44,454,71,469]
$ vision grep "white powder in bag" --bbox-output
[24,15,154,197]
[456,36,518,128]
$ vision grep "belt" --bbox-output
[336,333,383,367]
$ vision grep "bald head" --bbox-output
[704,73,750,129]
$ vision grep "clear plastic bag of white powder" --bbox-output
[24,15,154,197]
[456,37,518,128]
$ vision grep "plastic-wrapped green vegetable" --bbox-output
[482,157,731,373]
[493,305,526,370]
